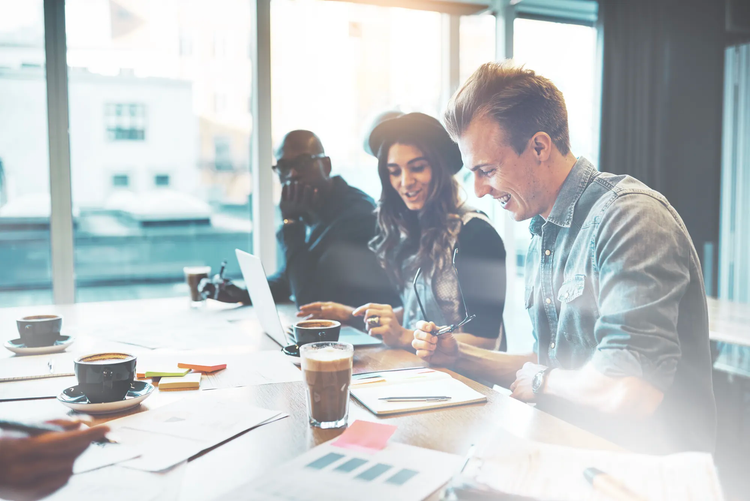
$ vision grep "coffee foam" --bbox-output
[302,347,352,372]
[79,353,134,364]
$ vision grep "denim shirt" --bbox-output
[525,157,716,453]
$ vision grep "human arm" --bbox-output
[452,218,507,350]
[412,321,536,386]
[352,303,410,347]
[0,421,109,501]
[511,195,691,416]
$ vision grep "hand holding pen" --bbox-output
[0,420,109,501]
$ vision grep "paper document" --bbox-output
[200,351,301,389]
[47,461,186,501]
[0,353,77,400]
[136,349,301,390]
[351,368,486,415]
[106,388,287,471]
[73,441,142,474]
[456,432,725,501]
[87,314,252,350]
[226,440,463,501]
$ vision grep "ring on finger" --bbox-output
[366,316,381,328]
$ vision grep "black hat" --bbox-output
[366,112,463,175]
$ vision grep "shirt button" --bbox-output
[545,249,551,256]
[550,342,556,349]
[545,298,552,304]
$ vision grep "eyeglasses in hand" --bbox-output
[413,247,476,336]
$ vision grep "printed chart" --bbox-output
[236,441,463,500]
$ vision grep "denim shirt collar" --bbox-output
[529,157,596,236]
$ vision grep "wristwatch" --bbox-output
[532,367,551,395]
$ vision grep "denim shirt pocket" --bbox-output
[557,275,584,303]
[556,275,597,357]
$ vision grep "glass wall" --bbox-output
[64,0,254,302]
[270,0,445,203]
[0,0,54,307]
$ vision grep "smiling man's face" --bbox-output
[458,115,553,222]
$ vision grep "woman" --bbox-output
[298,112,506,350]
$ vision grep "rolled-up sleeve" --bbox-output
[590,194,690,392]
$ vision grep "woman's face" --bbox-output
[386,143,433,211]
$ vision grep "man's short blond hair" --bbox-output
[444,62,571,155]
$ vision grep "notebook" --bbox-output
[350,368,487,415]
[158,373,202,391]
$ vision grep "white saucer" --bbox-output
[57,381,155,415]
[4,335,75,355]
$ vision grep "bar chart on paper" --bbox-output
[235,442,463,500]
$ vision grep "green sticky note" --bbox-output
[144,368,191,378]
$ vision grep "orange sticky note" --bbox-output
[177,362,227,373]
[331,420,397,453]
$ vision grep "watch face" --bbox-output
[532,371,543,394]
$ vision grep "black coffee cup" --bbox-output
[74,353,137,403]
[293,320,341,346]
[17,315,63,347]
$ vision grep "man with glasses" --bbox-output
[202,130,398,309]
[413,63,715,454]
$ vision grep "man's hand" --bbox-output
[509,362,548,402]
[412,321,459,367]
[0,421,109,501]
[352,303,410,347]
[280,181,320,222]
[297,302,355,324]
[198,278,250,304]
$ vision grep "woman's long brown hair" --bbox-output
[369,138,461,290]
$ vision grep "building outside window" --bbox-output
[112,174,130,187]
[154,174,170,187]
[105,103,146,141]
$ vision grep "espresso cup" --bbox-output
[74,353,137,403]
[293,320,341,347]
[17,315,63,347]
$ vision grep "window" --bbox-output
[65,0,253,303]
[0,0,54,307]
[214,136,233,171]
[214,93,227,114]
[271,0,445,202]
[105,103,146,141]
[112,174,130,187]
[154,174,170,187]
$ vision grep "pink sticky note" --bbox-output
[331,420,397,453]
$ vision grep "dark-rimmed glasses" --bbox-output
[412,247,476,336]
[272,153,327,180]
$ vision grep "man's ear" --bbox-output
[531,132,552,162]
[322,156,332,177]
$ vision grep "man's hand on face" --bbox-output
[280,181,320,223]
[510,362,547,402]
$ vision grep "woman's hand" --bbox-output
[297,302,355,324]
[412,321,459,367]
[352,303,411,348]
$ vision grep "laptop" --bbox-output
[235,249,383,348]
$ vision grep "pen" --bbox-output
[0,420,116,444]
[378,396,452,402]
[583,467,648,501]
[353,366,427,377]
